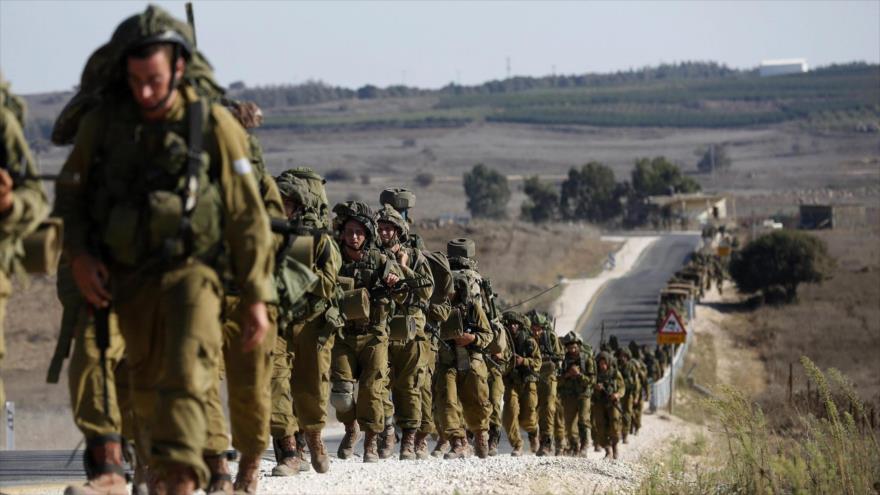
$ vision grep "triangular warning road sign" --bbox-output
[658,310,687,335]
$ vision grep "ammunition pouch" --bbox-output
[340,288,370,322]
[439,308,464,341]
[337,276,355,292]
[22,217,63,275]
[147,190,184,257]
[102,203,142,266]
[388,314,417,342]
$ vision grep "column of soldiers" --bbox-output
[0,6,692,495]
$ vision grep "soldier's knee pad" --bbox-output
[330,381,355,413]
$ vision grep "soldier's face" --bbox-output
[566,343,579,355]
[126,49,184,114]
[342,220,367,250]
[598,360,608,372]
[377,221,399,246]
[283,199,302,219]
[531,324,543,337]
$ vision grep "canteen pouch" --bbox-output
[455,346,471,372]
[389,314,417,342]
[102,203,141,266]
[22,217,64,275]
[337,276,355,292]
[340,288,370,322]
[439,308,464,341]
[147,190,184,257]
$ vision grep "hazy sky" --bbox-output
[1,0,878,94]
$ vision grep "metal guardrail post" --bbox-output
[5,401,13,450]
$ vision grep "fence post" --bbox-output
[5,401,13,451]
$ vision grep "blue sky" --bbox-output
[1,0,878,94]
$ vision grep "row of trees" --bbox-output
[462,157,701,225]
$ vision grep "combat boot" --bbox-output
[378,423,396,459]
[578,431,590,457]
[611,442,619,460]
[304,430,330,473]
[487,426,500,457]
[622,431,629,444]
[414,431,430,460]
[443,436,469,460]
[338,421,360,460]
[270,436,300,476]
[233,453,261,494]
[528,432,540,454]
[473,430,489,459]
[295,431,310,472]
[363,429,380,463]
[399,429,417,460]
[431,436,450,457]
[203,453,233,495]
[153,463,197,495]
[554,440,564,457]
[63,436,128,495]
[536,436,553,457]
[510,445,523,457]
[604,446,612,459]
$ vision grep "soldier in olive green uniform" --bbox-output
[592,352,625,459]
[0,80,49,412]
[628,342,649,435]
[558,332,596,457]
[501,311,541,456]
[437,240,494,459]
[56,8,275,492]
[331,202,404,462]
[202,102,284,493]
[268,168,341,476]
[486,334,507,456]
[616,348,641,444]
[527,310,563,457]
[376,205,433,460]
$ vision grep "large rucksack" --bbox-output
[422,250,453,305]
[51,5,225,146]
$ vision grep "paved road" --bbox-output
[0,234,698,488]
[579,234,700,349]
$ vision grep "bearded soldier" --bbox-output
[526,310,563,456]
[500,311,541,456]
[330,201,404,462]
[592,352,625,459]
[268,168,341,475]
[55,6,274,492]
[375,205,433,460]
[437,238,494,459]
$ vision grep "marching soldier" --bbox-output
[500,311,541,456]
[526,310,562,457]
[592,352,625,459]
[558,332,596,457]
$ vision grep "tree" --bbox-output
[559,162,621,223]
[696,144,732,173]
[729,230,833,303]
[463,164,510,219]
[520,175,559,222]
[631,156,701,197]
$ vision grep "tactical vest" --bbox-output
[594,368,620,398]
[87,94,223,269]
[339,247,392,329]
[558,353,591,397]
[512,328,538,383]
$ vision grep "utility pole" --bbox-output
[506,57,511,79]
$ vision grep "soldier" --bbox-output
[527,310,563,457]
[55,6,275,492]
[628,342,649,435]
[558,332,596,457]
[500,311,541,456]
[268,167,341,476]
[330,202,403,462]
[437,238,494,459]
[200,100,284,494]
[1,78,49,419]
[591,352,625,459]
[375,205,433,460]
[616,348,639,444]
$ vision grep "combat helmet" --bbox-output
[110,5,194,60]
[596,351,614,368]
[276,167,330,228]
[560,331,583,347]
[379,188,416,218]
[502,311,531,331]
[332,201,377,242]
[376,204,409,239]
[525,309,550,330]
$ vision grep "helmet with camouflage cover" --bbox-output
[276,167,330,228]
[525,309,550,329]
[376,204,409,239]
[332,201,377,242]
[616,347,632,360]
[560,331,583,347]
[379,188,416,217]
[224,99,263,129]
[502,311,531,330]
[597,351,614,367]
[110,5,194,60]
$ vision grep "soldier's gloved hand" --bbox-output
[515,356,524,366]
[0,169,13,215]
[384,272,400,286]
[241,301,270,352]
[72,253,112,308]
[453,333,476,347]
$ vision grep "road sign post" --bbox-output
[657,310,687,414]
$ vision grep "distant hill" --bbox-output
[18,61,880,145]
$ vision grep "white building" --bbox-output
[759,58,809,77]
